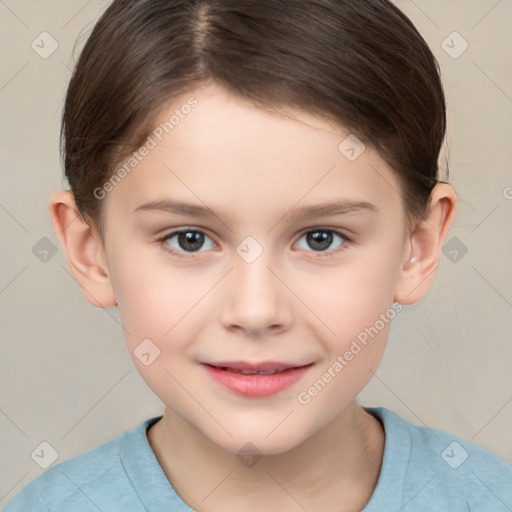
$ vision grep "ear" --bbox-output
[393,183,457,305]
[49,190,116,308]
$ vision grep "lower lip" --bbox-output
[201,364,313,397]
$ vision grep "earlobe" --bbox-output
[49,190,116,308]
[393,183,457,305]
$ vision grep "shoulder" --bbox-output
[3,418,159,512]
[367,407,512,510]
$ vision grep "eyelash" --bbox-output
[158,228,351,261]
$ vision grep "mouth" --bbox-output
[211,367,293,375]
[200,361,315,397]
[203,360,312,373]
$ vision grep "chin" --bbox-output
[207,424,307,457]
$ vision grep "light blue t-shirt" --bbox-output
[3,407,512,511]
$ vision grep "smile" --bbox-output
[201,361,314,397]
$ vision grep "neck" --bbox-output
[147,402,384,512]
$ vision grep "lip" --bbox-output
[201,361,314,397]
[203,360,306,373]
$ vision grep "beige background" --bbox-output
[1,0,511,505]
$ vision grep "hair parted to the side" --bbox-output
[61,0,448,238]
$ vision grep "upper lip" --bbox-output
[202,361,312,373]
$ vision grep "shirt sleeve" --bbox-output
[2,480,51,512]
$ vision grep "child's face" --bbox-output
[101,82,409,454]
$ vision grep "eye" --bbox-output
[294,229,348,258]
[160,229,216,258]
[158,227,349,260]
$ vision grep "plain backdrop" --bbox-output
[1,0,511,505]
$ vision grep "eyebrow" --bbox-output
[133,199,379,221]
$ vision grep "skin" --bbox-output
[50,81,456,511]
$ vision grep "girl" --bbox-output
[5,0,511,510]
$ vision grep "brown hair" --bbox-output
[61,0,447,238]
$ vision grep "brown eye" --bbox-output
[161,229,216,257]
[294,229,349,259]
[175,231,205,252]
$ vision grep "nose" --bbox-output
[218,250,293,337]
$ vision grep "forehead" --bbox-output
[105,83,405,226]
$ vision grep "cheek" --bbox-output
[109,249,208,347]
[109,256,205,404]
[295,255,398,343]
[290,249,400,397]
[294,263,397,412]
